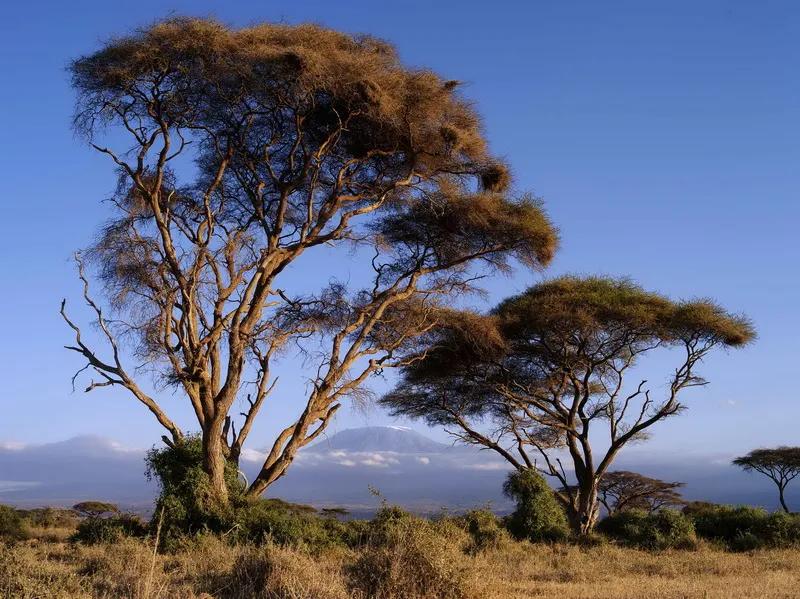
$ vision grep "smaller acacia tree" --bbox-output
[382,276,753,534]
[72,501,120,519]
[733,447,800,513]
[597,471,685,515]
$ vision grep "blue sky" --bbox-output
[0,0,797,459]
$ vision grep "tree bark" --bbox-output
[568,477,601,536]
[203,424,229,506]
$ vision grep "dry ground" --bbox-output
[2,529,799,598]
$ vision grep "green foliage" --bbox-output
[230,499,367,550]
[0,506,27,541]
[503,470,569,542]
[145,437,378,551]
[686,504,800,550]
[71,514,148,545]
[597,509,696,550]
[455,509,508,553]
[145,435,244,542]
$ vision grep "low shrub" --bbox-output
[231,499,367,550]
[455,509,508,553]
[16,507,80,529]
[503,470,569,542]
[0,506,27,541]
[220,545,350,599]
[71,514,148,545]
[597,509,696,550]
[686,504,800,550]
[348,505,472,599]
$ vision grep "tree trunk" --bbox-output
[779,484,790,513]
[569,478,601,536]
[203,424,229,506]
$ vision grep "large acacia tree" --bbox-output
[382,276,753,533]
[61,18,557,504]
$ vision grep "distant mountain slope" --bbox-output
[0,428,787,514]
[309,426,449,453]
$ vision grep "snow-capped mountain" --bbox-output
[309,426,449,453]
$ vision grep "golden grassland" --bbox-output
[2,526,800,599]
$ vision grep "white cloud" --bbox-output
[0,441,26,451]
[416,456,430,465]
[0,480,41,492]
[240,448,267,463]
[462,462,511,471]
[360,453,400,468]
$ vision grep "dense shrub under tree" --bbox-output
[145,435,245,541]
[503,470,569,542]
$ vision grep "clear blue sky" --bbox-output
[0,1,797,457]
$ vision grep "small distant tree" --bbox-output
[382,276,753,534]
[597,471,685,515]
[62,18,557,506]
[72,501,120,518]
[733,447,800,513]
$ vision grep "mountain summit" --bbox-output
[308,426,448,454]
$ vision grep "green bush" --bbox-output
[145,435,244,543]
[0,505,27,541]
[71,514,148,545]
[455,509,508,553]
[231,499,367,549]
[686,504,800,550]
[503,470,569,542]
[597,509,696,550]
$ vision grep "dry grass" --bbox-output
[2,532,800,598]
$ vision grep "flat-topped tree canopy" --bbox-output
[64,17,558,504]
[495,276,754,350]
[391,276,753,386]
[71,17,512,194]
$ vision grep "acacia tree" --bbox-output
[733,447,800,513]
[597,471,684,515]
[61,18,557,505]
[382,276,753,534]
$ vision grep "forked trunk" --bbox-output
[568,478,601,536]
